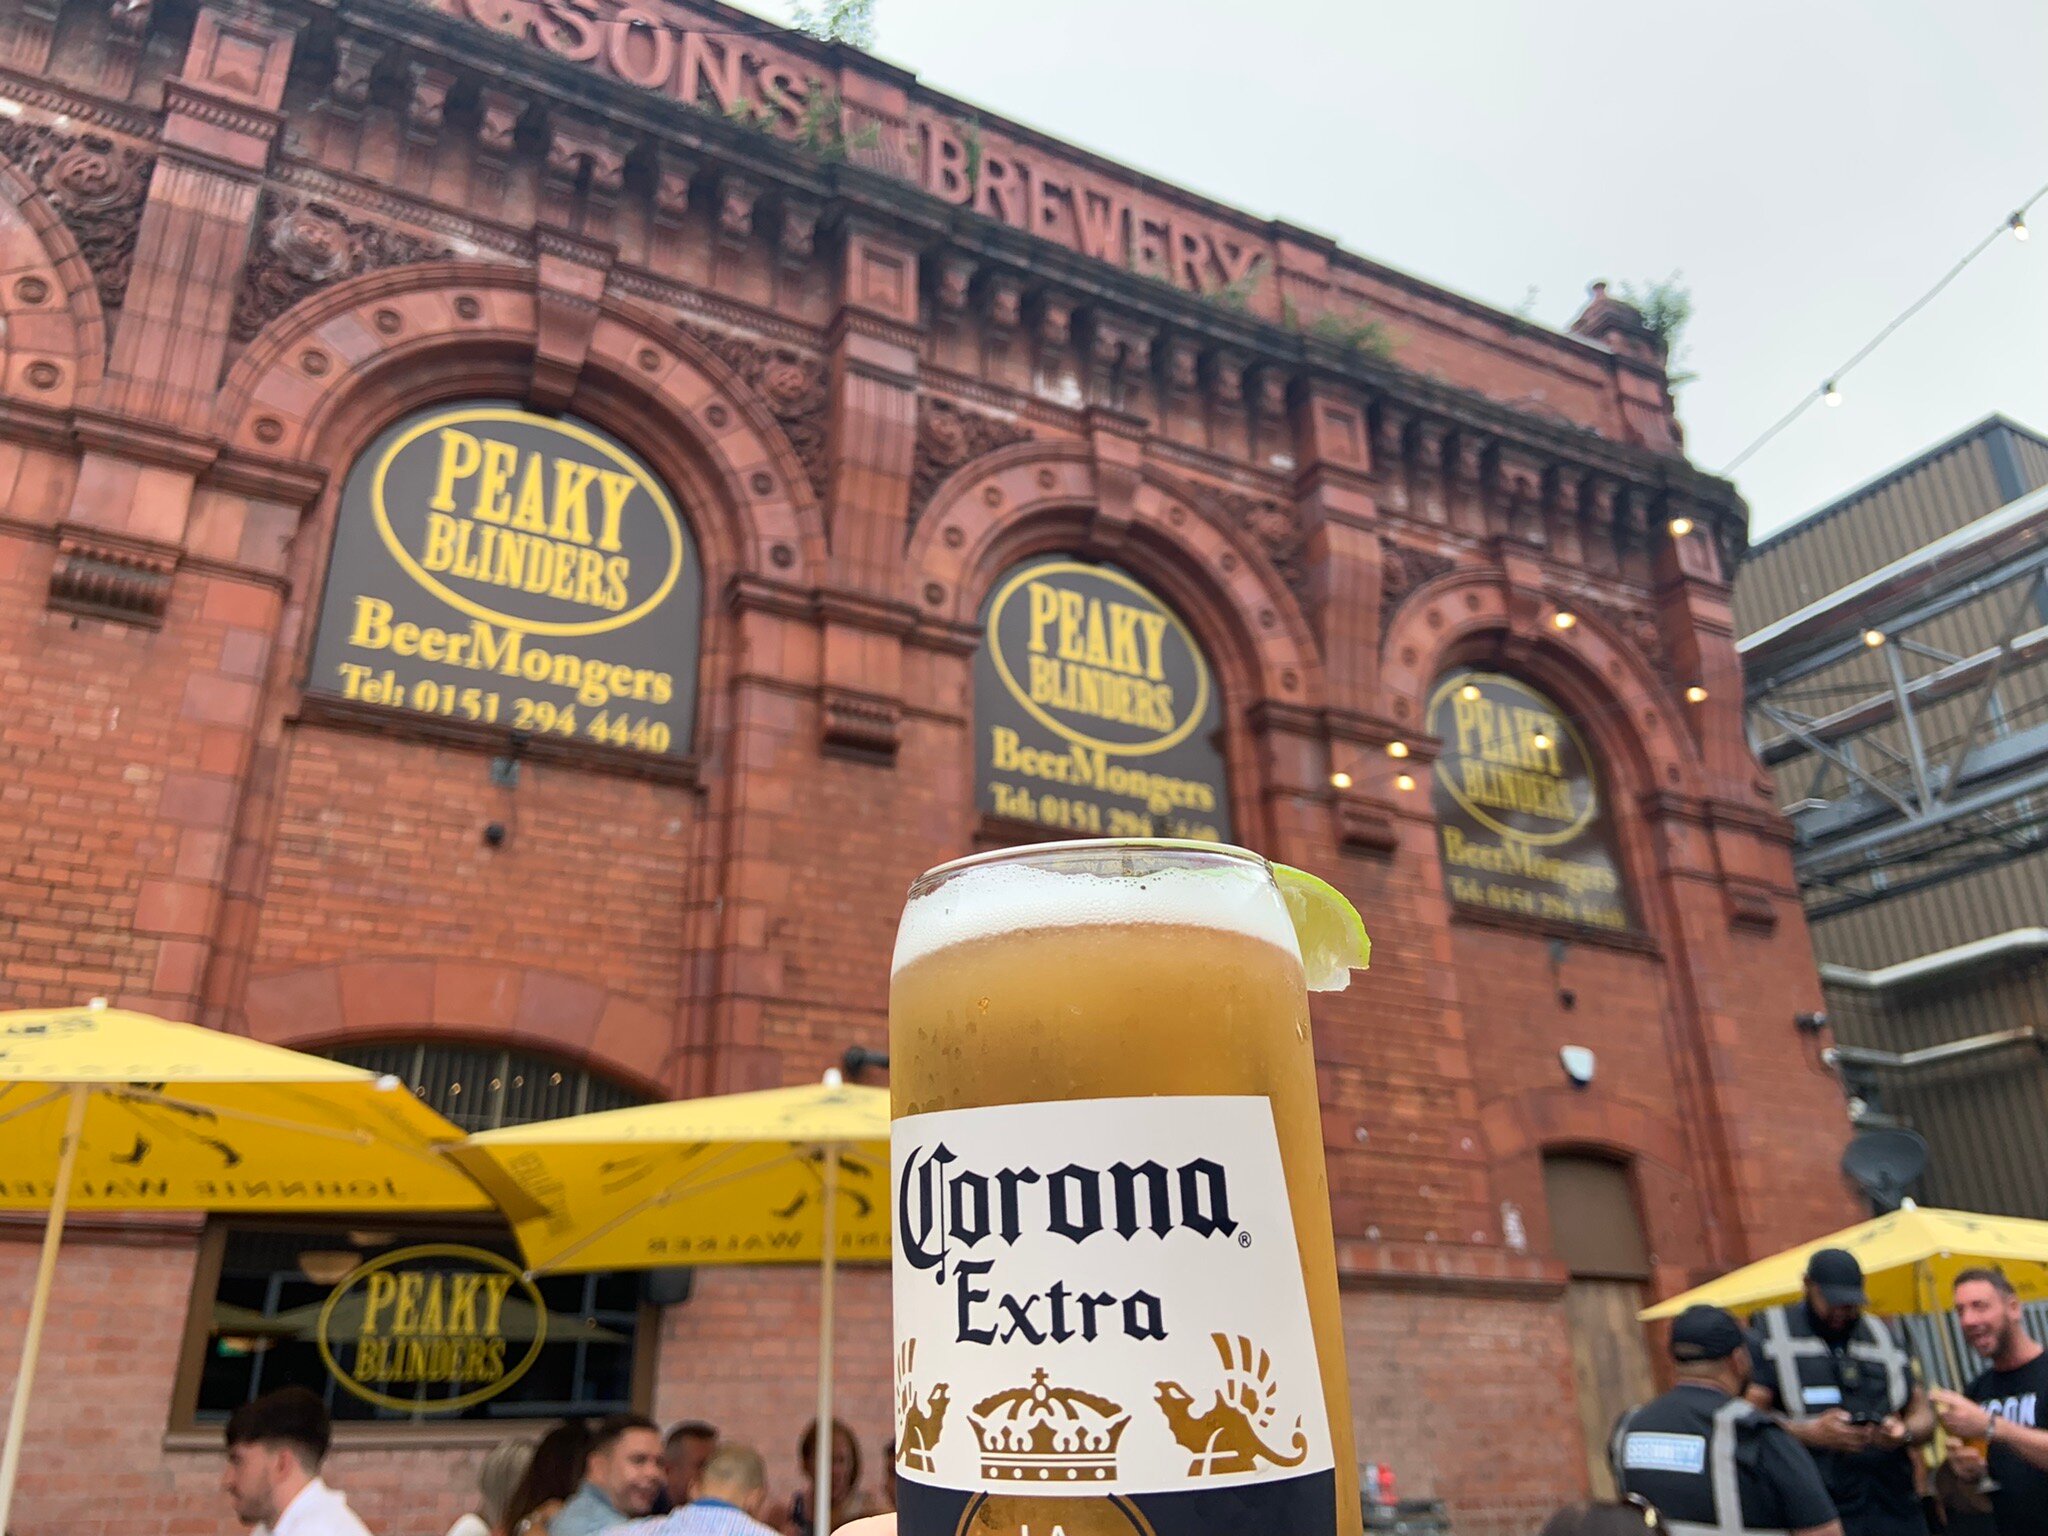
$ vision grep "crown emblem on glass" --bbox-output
[968,1368,1130,1483]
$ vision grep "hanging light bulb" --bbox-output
[1668,515,1695,538]
[1823,380,1843,408]
[1460,683,1481,702]
[1386,741,1410,759]
[1685,684,1709,704]
[1394,773,1417,793]
[1862,629,1887,649]
[1329,770,1354,790]
[1531,732,1553,753]
[2011,211,2030,243]
[1551,611,1577,631]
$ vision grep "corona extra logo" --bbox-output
[969,1369,1130,1483]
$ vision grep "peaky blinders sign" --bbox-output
[975,557,1230,841]
[307,403,701,757]
[1428,669,1631,932]
[315,1243,547,1414]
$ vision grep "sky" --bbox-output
[757,0,2047,541]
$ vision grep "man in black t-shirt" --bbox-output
[1932,1266,2048,1536]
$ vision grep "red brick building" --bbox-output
[0,3,1856,1532]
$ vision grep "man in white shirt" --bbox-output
[221,1387,373,1536]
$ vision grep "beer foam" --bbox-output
[891,856,1301,973]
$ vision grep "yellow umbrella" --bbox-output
[449,1072,888,1536]
[0,1000,490,1532]
[1640,1204,2048,1320]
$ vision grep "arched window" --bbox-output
[1428,667,1633,933]
[973,553,1231,841]
[328,1041,641,1132]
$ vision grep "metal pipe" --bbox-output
[1818,927,2048,991]
[1826,1029,2041,1071]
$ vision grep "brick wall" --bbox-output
[0,3,1858,1532]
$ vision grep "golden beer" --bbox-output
[889,840,1363,1536]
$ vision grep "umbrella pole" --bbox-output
[814,1145,839,1536]
[0,1083,86,1536]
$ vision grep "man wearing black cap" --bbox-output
[1747,1249,1935,1536]
[1612,1304,1842,1536]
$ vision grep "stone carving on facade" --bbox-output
[0,121,155,314]
[907,395,1032,534]
[1377,540,1458,638]
[1216,490,1307,604]
[48,531,175,626]
[230,190,453,344]
[1580,595,1670,682]
[676,318,830,502]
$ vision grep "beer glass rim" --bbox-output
[907,838,1270,899]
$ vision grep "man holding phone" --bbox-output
[1747,1249,1936,1536]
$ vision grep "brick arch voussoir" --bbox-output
[0,158,105,408]
[1380,567,1696,792]
[1481,1087,1691,1183]
[242,957,674,1099]
[214,261,820,584]
[910,442,1319,706]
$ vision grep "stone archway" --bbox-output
[907,440,1325,712]
[0,157,107,411]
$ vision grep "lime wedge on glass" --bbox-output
[1273,864,1371,991]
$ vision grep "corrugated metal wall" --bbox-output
[1739,419,2048,1219]
[1734,430,2026,632]
[1824,958,2048,1217]
[1735,418,2048,965]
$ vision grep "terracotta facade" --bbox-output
[0,3,1858,1532]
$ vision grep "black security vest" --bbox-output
[1754,1304,1909,1421]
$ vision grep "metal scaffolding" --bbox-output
[1740,480,2048,918]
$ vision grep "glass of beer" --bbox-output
[889,839,1363,1536]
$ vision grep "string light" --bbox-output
[1551,611,1577,631]
[1460,683,1481,702]
[1329,770,1354,790]
[1862,629,1887,649]
[1668,516,1694,538]
[1394,773,1417,793]
[1722,174,2048,475]
[1531,732,1553,752]
[1685,685,1709,704]
[1386,741,1410,759]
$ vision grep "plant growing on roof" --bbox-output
[789,0,876,48]
[1615,272,1697,387]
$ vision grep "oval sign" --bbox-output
[984,560,1212,757]
[1429,670,1598,846]
[315,1243,547,1415]
[370,406,685,638]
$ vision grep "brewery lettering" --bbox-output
[441,0,1269,298]
[899,1142,1234,1346]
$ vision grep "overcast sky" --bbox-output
[760,0,2047,542]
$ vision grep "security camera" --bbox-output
[1560,1045,1596,1088]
